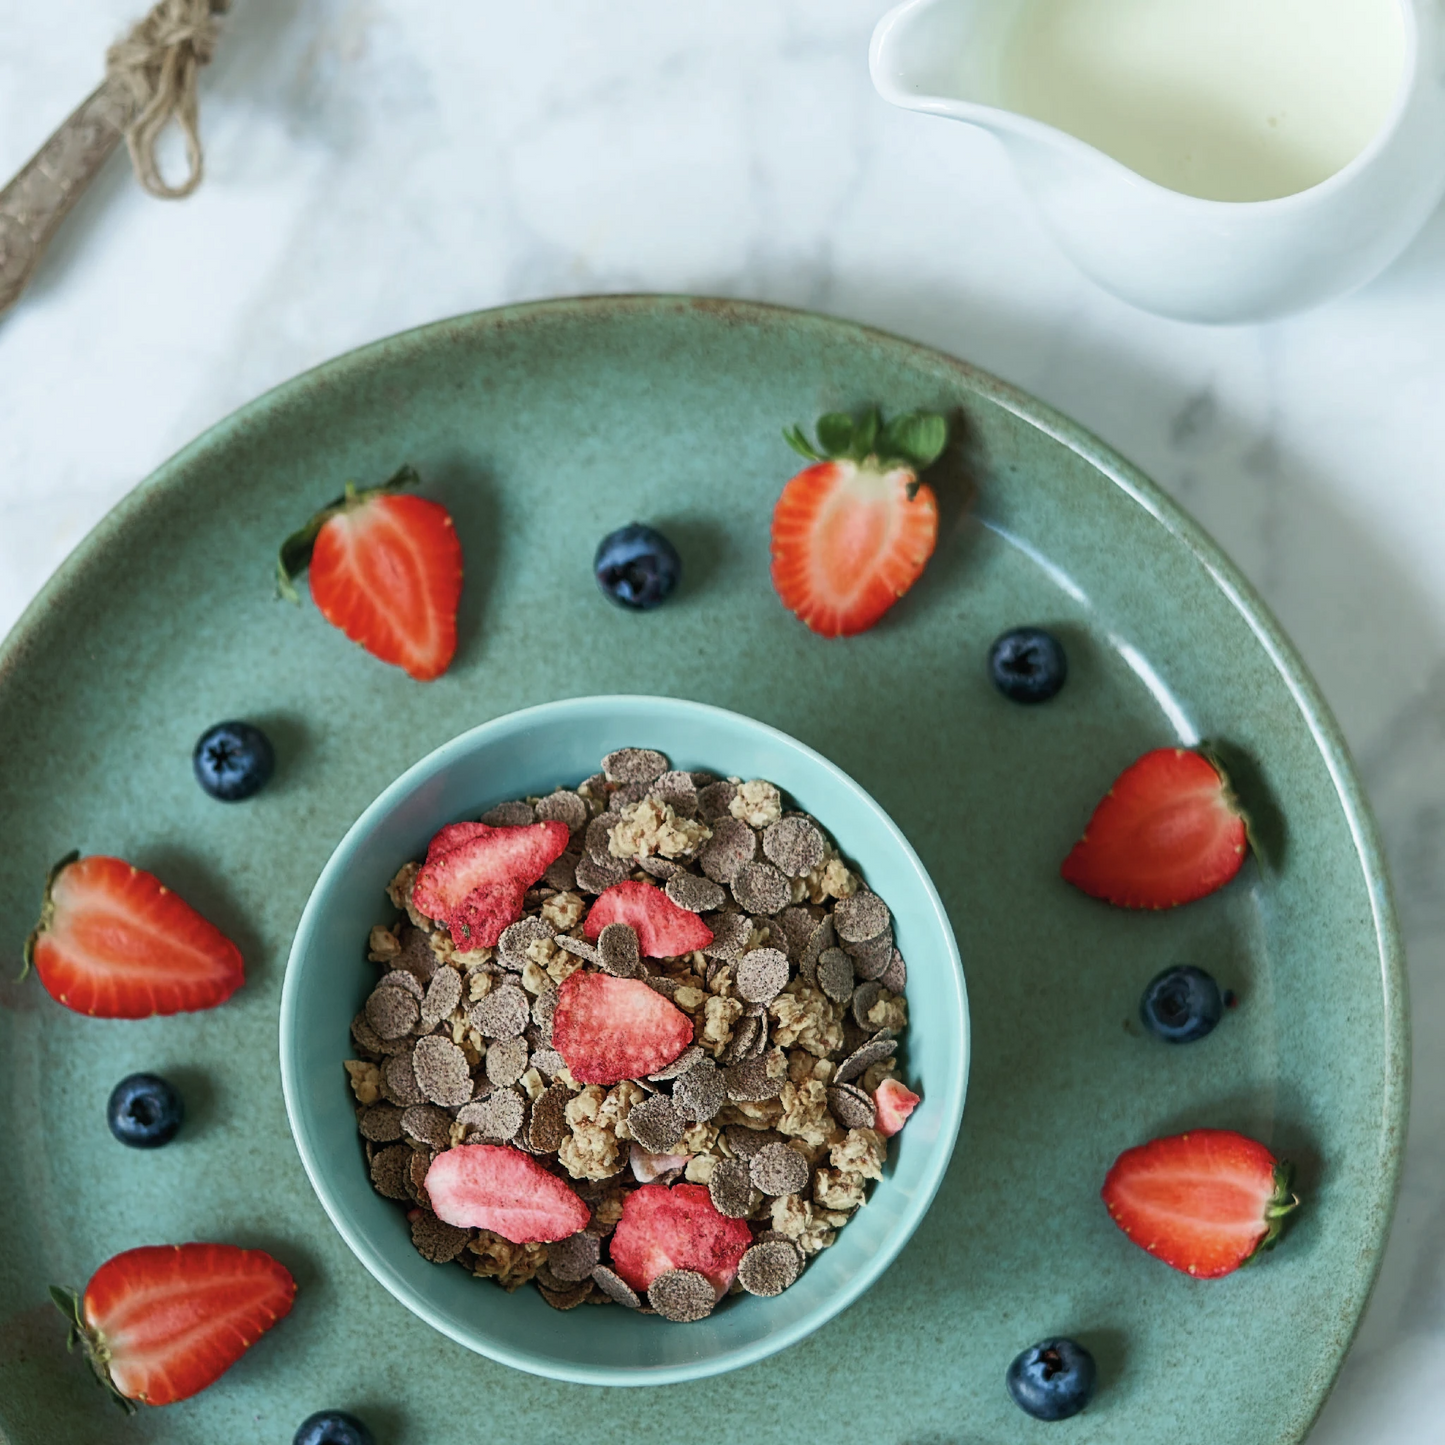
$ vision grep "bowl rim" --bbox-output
[279,693,971,1385]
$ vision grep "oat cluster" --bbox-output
[345,747,915,1316]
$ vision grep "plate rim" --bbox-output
[0,294,1407,1435]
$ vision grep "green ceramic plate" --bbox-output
[0,297,1404,1445]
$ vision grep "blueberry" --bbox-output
[294,1412,376,1445]
[107,1073,184,1149]
[988,627,1068,703]
[1006,1338,1097,1421]
[193,720,275,801]
[594,524,682,610]
[1141,964,1224,1042]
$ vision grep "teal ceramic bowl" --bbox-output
[280,694,970,1385]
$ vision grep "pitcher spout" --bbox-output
[869,0,1022,126]
[870,0,1102,191]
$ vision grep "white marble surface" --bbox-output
[2,1,1443,1436]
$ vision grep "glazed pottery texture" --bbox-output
[281,696,969,1382]
[0,298,1404,1442]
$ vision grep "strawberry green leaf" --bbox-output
[782,425,823,462]
[275,510,335,603]
[49,1284,83,1348]
[815,412,857,459]
[881,412,948,470]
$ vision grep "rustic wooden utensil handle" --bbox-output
[0,80,134,316]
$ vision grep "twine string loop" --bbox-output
[105,0,228,199]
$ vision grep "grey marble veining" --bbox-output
[1,2,1443,1439]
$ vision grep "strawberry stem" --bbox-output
[275,463,420,602]
[49,1284,83,1350]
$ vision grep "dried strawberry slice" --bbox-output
[551,972,695,1085]
[424,822,491,862]
[584,880,714,958]
[874,1077,920,1137]
[425,1144,589,1244]
[412,820,569,948]
[609,1183,753,1295]
[448,879,530,953]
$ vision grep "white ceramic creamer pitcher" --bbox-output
[870,0,1445,322]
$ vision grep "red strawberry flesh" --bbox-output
[551,971,695,1084]
[770,459,938,638]
[1101,1128,1297,1278]
[309,492,463,682]
[425,821,491,862]
[874,1077,920,1137]
[77,1243,295,1406]
[28,855,244,1019]
[412,820,570,948]
[447,880,529,951]
[1061,748,1248,909]
[426,1144,589,1243]
[608,1183,753,1295]
[583,880,714,957]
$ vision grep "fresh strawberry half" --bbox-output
[1061,748,1249,909]
[874,1077,920,1137]
[50,1243,295,1411]
[277,465,463,682]
[584,880,715,957]
[551,971,695,1085]
[771,408,947,638]
[1102,1129,1299,1278]
[412,820,570,948]
[609,1183,753,1296]
[426,1144,589,1244]
[24,854,244,1019]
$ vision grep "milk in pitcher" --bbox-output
[999,0,1406,200]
